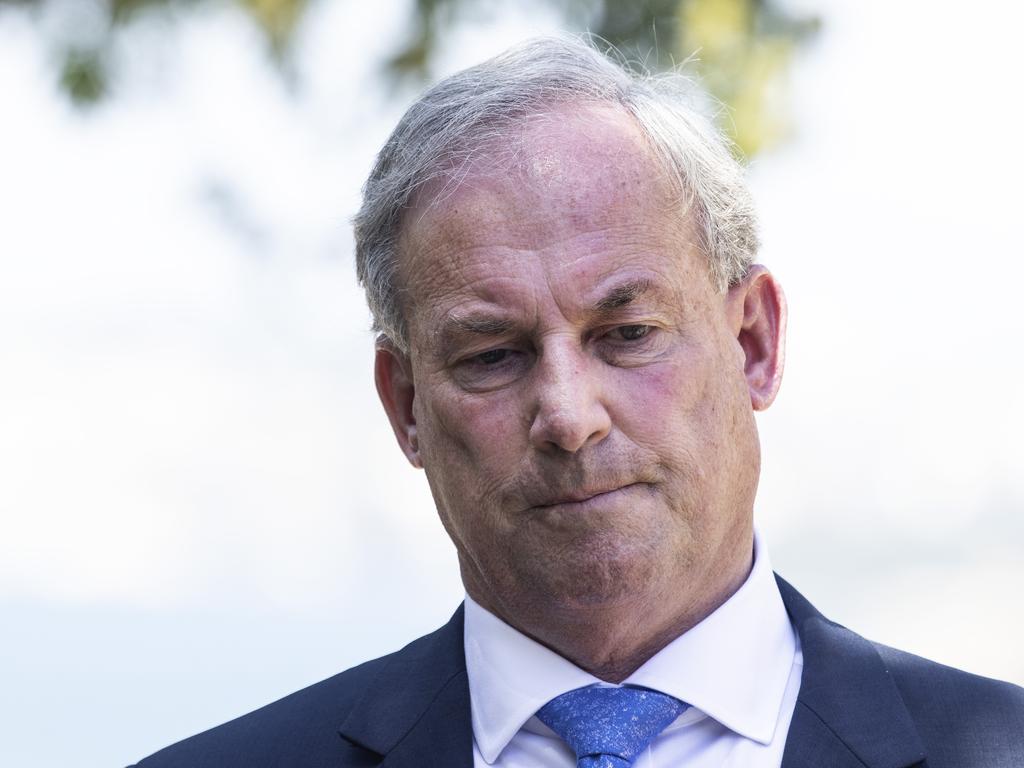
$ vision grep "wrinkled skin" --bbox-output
[375,103,786,681]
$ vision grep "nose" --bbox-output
[528,339,611,454]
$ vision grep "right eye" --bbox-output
[475,349,511,365]
[453,347,530,391]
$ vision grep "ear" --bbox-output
[725,266,787,411]
[374,343,423,468]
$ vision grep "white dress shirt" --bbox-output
[464,532,803,767]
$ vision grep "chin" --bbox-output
[519,540,668,610]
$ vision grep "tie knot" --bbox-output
[537,685,687,765]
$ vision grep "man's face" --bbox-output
[377,104,784,633]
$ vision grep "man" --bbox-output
[133,37,1024,768]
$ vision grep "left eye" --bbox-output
[611,324,652,341]
[475,349,510,365]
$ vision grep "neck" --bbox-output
[465,552,753,683]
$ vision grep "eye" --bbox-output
[611,324,652,341]
[475,348,511,365]
[452,346,530,391]
[595,323,665,368]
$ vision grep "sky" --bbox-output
[1,1,1022,766]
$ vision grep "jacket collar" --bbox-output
[338,580,927,768]
[776,575,926,768]
[337,605,474,767]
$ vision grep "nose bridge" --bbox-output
[529,333,611,453]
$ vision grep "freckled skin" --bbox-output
[375,103,786,682]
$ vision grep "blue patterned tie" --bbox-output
[536,685,687,767]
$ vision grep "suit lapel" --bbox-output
[337,580,931,768]
[777,577,927,768]
[782,700,883,768]
[337,605,474,768]
[375,669,474,768]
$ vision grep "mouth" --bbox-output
[535,482,643,509]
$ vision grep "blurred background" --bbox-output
[1,0,1021,765]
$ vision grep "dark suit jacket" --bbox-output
[132,577,1024,767]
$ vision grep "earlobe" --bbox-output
[374,344,423,468]
[728,266,787,411]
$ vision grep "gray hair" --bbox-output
[353,36,759,353]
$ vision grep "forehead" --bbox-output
[397,103,706,335]
[405,103,677,237]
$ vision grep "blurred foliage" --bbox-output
[388,0,819,155]
[0,0,817,155]
[677,0,818,155]
[237,0,308,56]
[59,46,108,102]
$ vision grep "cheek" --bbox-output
[611,356,708,435]
[416,384,526,490]
[609,351,743,477]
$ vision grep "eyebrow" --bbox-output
[594,278,653,312]
[445,314,516,336]
[437,312,517,354]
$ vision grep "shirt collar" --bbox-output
[463,530,796,763]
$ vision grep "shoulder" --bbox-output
[129,654,384,768]
[776,575,1024,766]
[873,641,1024,766]
[129,611,464,768]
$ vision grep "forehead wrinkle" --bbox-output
[401,138,688,293]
